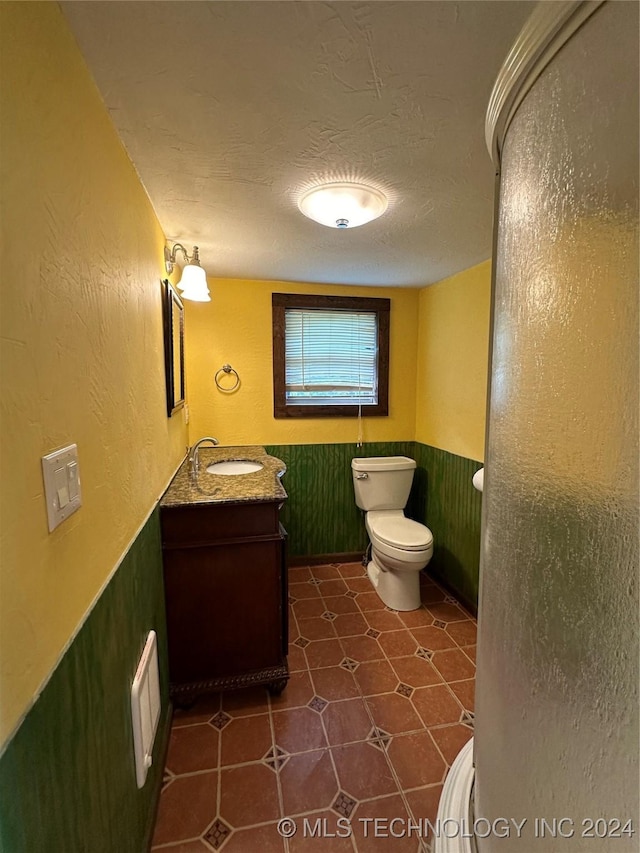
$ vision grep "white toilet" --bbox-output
[352,456,434,611]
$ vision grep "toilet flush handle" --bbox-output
[355,472,368,479]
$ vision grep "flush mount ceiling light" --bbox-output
[297,182,388,229]
[164,243,211,302]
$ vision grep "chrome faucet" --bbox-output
[188,436,219,477]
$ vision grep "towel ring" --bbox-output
[214,364,240,392]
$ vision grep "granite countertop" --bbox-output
[161,445,287,508]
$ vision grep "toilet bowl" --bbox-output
[352,457,434,611]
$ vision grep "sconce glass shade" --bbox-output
[298,182,388,229]
[177,263,210,302]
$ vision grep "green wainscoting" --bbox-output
[0,508,170,853]
[266,442,415,559]
[266,441,482,610]
[412,443,483,611]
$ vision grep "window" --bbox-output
[272,293,390,418]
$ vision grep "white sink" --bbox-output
[206,460,264,476]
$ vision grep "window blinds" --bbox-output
[284,309,378,406]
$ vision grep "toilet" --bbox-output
[352,456,433,611]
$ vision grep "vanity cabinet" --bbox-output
[160,498,289,704]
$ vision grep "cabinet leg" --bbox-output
[267,677,288,696]
[172,693,199,711]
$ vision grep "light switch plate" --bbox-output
[42,444,82,532]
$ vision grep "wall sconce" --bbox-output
[164,243,211,302]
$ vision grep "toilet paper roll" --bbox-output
[472,468,484,493]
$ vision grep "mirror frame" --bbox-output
[162,278,185,417]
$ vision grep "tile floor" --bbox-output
[152,563,476,853]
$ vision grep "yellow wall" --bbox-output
[415,260,492,461]
[0,1,491,748]
[0,3,187,746]
[185,279,419,445]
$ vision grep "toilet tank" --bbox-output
[352,456,417,510]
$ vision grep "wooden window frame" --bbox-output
[272,292,390,419]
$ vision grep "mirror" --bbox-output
[162,279,185,416]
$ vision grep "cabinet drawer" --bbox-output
[161,501,281,547]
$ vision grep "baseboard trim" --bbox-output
[289,555,477,615]
[426,568,478,619]
[289,552,364,567]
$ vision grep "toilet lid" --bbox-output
[368,515,433,551]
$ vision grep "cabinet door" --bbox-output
[164,538,284,684]
[279,524,288,657]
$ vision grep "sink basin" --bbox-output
[206,460,264,476]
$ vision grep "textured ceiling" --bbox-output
[62,1,533,287]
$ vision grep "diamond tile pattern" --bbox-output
[332,791,357,818]
[209,711,232,730]
[416,646,434,660]
[367,726,392,751]
[462,710,475,729]
[263,745,290,771]
[151,564,476,851]
[204,818,232,849]
[161,769,173,791]
[308,695,329,713]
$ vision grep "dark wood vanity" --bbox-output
[160,447,289,704]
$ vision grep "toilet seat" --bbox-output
[367,511,433,551]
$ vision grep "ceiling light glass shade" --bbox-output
[298,182,388,229]
[177,263,210,302]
